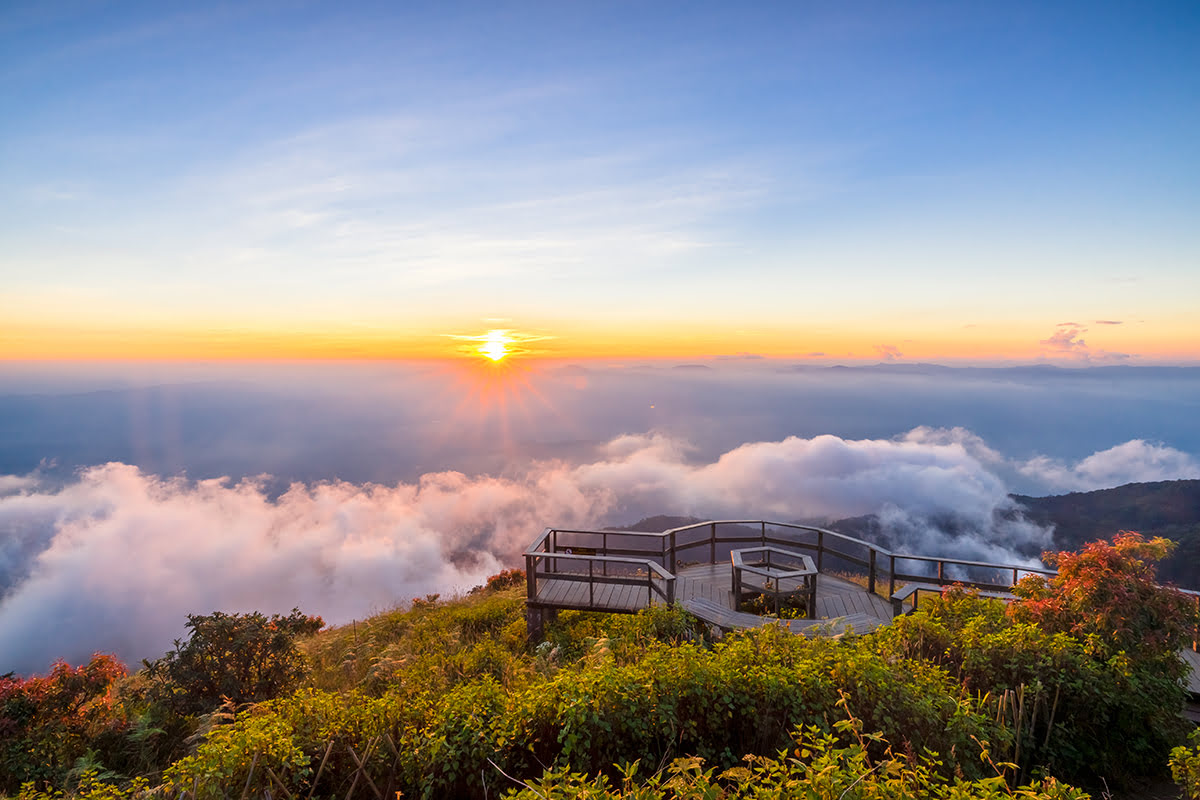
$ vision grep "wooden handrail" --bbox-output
[527,520,1199,650]
[526,519,1057,592]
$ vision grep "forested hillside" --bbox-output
[1015,480,1200,588]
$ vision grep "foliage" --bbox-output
[0,655,128,794]
[6,538,1196,799]
[481,567,526,592]
[303,584,529,695]
[143,609,322,716]
[16,769,149,800]
[1011,531,1197,668]
[1171,728,1200,800]
[739,590,807,619]
[162,703,311,800]
[878,533,1196,784]
[508,717,1089,800]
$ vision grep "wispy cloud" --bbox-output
[874,344,903,361]
[1038,323,1130,365]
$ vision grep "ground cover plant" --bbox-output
[2,532,1196,799]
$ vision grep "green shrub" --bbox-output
[143,609,322,716]
[508,718,1089,800]
[1171,728,1200,800]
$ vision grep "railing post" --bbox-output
[1012,567,1018,587]
[710,522,717,564]
[589,560,594,606]
[888,554,895,598]
[817,529,824,571]
[667,577,675,605]
[761,521,765,547]
[670,530,677,573]
[868,549,877,594]
[937,560,944,584]
[526,553,536,600]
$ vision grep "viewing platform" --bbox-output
[522,519,1055,639]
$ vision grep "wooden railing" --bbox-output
[524,519,1056,615]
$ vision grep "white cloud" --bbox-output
[1018,439,1200,492]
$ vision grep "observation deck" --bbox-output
[522,519,1056,639]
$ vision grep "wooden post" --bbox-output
[525,605,544,641]
[817,530,824,571]
[1012,567,1018,587]
[710,522,717,564]
[868,549,877,594]
[588,560,594,606]
[669,530,677,573]
[526,553,536,603]
[888,554,895,598]
[760,521,765,548]
[937,560,944,584]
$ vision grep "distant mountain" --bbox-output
[786,363,1200,381]
[609,515,704,532]
[1014,480,1200,589]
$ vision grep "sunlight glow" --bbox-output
[479,330,512,361]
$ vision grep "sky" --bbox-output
[2,0,1199,362]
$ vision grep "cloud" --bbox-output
[3,427,1198,673]
[1038,323,1130,365]
[1040,324,1088,352]
[1094,320,1123,325]
[874,344,903,361]
[0,463,609,674]
[1018,440,1200,492]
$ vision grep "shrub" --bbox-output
[0,655,128,793]
[508,719,1089,800]
[1171,728,1200,800]
[1011,531,1197,671]
[143,609,322,716]
[878,533,1196,784]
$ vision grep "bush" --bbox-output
[508,718,1089,800]
[0,655,128,793]
[143,609,322,716]
[1171,728,1200,800]
[878,533,1196,784]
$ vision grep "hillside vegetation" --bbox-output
[1015,480,1200,588]
[2,540,1198,799]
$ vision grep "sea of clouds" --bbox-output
[1,427,1196,674]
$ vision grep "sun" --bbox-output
[479,329,512,361]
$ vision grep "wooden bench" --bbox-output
[681,597,885,638]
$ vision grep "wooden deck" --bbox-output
[1183,647,1200,697]
[528,561,894,633]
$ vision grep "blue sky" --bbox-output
[2,1,1198,360]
